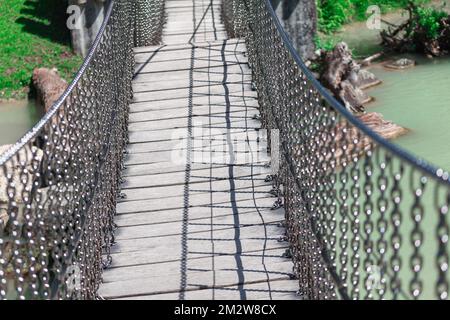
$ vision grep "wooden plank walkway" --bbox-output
[98,0,299,300]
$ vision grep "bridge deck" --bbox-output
[99,0,299,300]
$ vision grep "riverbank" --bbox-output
[319,0,450,58]
[319,0,450,171]
[0,0,82,100]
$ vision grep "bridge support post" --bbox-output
[272,0,317,61]
[68,0,108,57]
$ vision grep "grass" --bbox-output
[0,0,82,100]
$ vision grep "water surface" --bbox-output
[0,100,41,147]
[366,56,450,172]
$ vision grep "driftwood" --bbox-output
[298,112,408,172]
[332,112,409,167]
[360,52,384,67]
[358,112,409,140]
[32,68,67,112]
[320,42,381,114]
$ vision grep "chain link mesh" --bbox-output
[224,0,450,300]
[0,0,164,300]
[134,0,165,46]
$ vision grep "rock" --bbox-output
[32,68,67,112]
[0,144,44,230]
[384,58,416,70]
[351,69,382,90]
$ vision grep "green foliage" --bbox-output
[414,5,448,39]
[318,0,431,33]
[314,35,339,51]
[317,0,353,33]
[0,0,82,100]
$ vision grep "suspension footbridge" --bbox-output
[0,0,449,300]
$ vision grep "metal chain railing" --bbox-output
[134,0,165,46]
[0,0,164,300]
[224,0,450,300]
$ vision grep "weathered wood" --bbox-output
[99,0,298,300]
[116,195,277,215]
[113,279,299,300]
[101,260,292,299]
[114,205,283,228]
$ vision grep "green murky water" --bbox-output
[366,55,450,172]
[0,100,41,147]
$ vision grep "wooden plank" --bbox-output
[129,99,258,114]
[120,166,270,190]
[127,116,261,132]
[110,217,286,254]
[134,56,246,74]
[102,249,291,284]
[132,85,256,104]
[132,68,252,87]
[114,216,284,241]
[100,259,293,299]
[131,83,253,103]
[111,279,300,300]
[107,243,289,270]
[133,65,252,87]
[134,49,242,63]
[116,193,277,215]
[122,162,268,177]
[114,206,284,227]
[127,126,260,144]
[132,78,252,93]
[128,105,257,123]
[133,39,245,54]
[118,182,273,206]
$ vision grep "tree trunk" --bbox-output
[280,0,317,61]
[32,68,68,113]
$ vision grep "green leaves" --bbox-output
[317,0,432,33]
[415,6,448,39]
[318,0,353,33]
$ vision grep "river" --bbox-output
[329,1,450,172]
[0,100,42,147]
[367,55,450,171]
